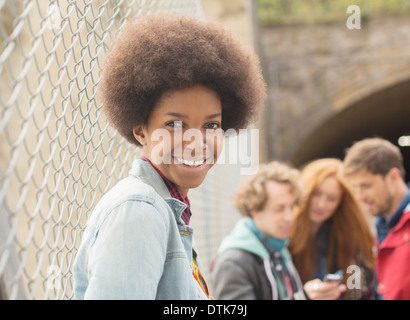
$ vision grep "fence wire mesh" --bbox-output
[0,0,243,300]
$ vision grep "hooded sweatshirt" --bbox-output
[209,217,306,300]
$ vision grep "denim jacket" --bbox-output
[73,159,208,299]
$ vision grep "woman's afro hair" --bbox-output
[100,14,266,146]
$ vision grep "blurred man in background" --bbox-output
[343,137,410,300]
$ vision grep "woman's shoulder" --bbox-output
[97,176,157,210]
[86,176,171,231]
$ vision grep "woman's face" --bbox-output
[308,177,343,226]
[133,84,223,196]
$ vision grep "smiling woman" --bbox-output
[72,14,266,300]
[100,14,266,147]
[132,84,223,197]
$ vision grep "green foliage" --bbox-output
[257,0,410,26]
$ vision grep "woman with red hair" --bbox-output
[289,158,375,299]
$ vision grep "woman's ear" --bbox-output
[133,126,147,146]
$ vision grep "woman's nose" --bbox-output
[182,128,206,158]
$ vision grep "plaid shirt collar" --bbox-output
[141,156,192,225]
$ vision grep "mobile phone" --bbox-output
[323,270,343,284]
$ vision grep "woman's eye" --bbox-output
[327,196,334,202]
[205,122,221,130]
[166,121,183,128]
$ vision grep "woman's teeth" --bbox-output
[174,157,204,167]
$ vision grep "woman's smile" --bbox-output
[133,84,223,196]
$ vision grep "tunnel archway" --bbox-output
[292,78,410,182]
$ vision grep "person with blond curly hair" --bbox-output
[209,161,346,300]
[73,14,266,300]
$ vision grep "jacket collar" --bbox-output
[129,159,188,225]
[246,218,289,252]
[217,217,270,259]
[129,159,171,198]
[377,189,410,246]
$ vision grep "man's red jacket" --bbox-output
[377,206,410,300]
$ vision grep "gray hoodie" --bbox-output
[209,217,306,300]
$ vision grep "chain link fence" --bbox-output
[0,0,246,300]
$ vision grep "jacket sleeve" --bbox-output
[84,199,168,299]
[209,250,261,300]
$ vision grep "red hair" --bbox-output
[289,159,375,288]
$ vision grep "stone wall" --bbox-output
[261,15,410,164]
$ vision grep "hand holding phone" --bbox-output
[305,272,347,300]
[323,269,344,284]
